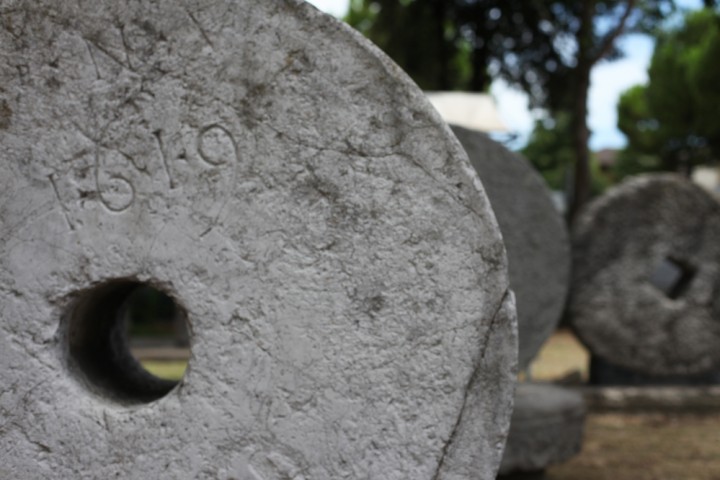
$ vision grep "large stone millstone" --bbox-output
[0,1,517,478]
[570,174,720,376]
[451,126,570,371]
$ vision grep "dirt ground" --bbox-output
[533,331,720,480]
[526,329,589,382]
[547,412,720,480]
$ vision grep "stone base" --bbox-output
[590,355,720,386]
[497,470,546,480]
[579,385,720,413]
[498,382,585,477]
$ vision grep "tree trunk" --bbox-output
[567,1,595,224]
[568,66,592,223]
[434,0,449,90]
[469,41,491,92]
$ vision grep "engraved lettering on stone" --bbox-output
[48,174,75,231]
[197,124,237,166]
[84,124,238,213]
[95,149,136,212]
[153,130,176,189]
[0,3,516,477]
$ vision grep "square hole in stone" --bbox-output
[649,257,696,299]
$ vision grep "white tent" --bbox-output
[426,91,508,133]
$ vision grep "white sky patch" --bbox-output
[490,80,536,148]
[588,34,653,150]
[490,80,536,134]
[305,0,350,17]
[490,33,655,151]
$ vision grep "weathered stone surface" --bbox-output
[498,383,585,476]
[0,1,517,479]
[451,126,570,370]
[570,174,720,376]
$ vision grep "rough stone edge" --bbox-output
[449,125,570,370]
[435,291,519,480]
[287,0,504,233]
[288,4,517,476]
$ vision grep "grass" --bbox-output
[140,360,188,381]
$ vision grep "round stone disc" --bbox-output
[451,126,570,370]
[0,1,516,479]
[570,174,720,376]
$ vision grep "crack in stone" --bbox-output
[431,288,510,480]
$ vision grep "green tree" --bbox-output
[617,8,720,178]
[345,0,466,90]
[522,114,575,191]
[523,113,612,196]
[346,0,675,222]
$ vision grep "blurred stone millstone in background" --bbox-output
[449,127,582,480]
[0,0,518,478]
[569,173,720,377]
[450,125,570,372]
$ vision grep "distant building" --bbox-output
[426,92,508,133]
[595,148,619,173]
[692,165,720,196]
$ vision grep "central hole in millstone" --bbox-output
[65,279,190,404]
[648,256,696,299]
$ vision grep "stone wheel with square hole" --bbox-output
[0,0,517,479]
[569,174,720,376]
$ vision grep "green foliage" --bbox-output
[617,8,720,178]
[522,114,574,191]
[523,112,612,195]
[347,0,673,105]
[140,360,188,381]
[613,149,665,178]
[590,154,614,195]
[617,85,661,153]
[346,0,469,90]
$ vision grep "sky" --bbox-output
[306,0,704,151]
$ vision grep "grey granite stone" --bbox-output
[498,383,585,476]
[0,1,517,479]
[451,126,570,370]
[570,174,720,376]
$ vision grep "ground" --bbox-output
[533,331,720,480]
[547,412,720,479]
